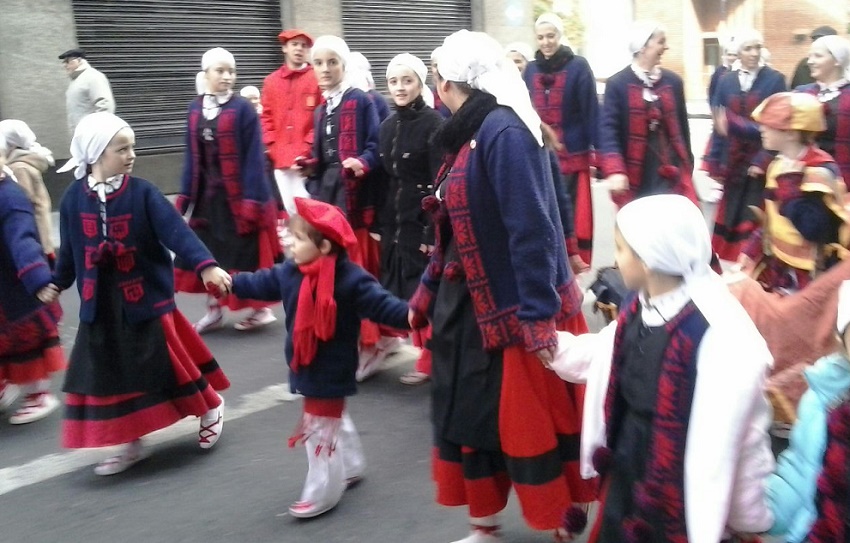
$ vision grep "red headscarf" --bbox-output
[290,198,359,372]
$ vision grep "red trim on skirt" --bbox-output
[412,326,432,375]
[431,446,512,518]
[61,310,229,448]
[0,301,66,384]
[1,344,66,385]
[573,170,594,266]
[354,228,382,347]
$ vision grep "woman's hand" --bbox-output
[201,266,232,298]
[535,345,556,368]
[713,106,728,137]
[341,157,366,178]
[37,283,60,304]
[605,173,629,192]
[747,165,765,177]
[569,255,591,275]
[419,244,435,256]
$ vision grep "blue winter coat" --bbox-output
[766,352,850,542]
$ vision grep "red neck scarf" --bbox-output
[291,255,338,372]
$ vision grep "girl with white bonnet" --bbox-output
[549,194,775,542]
[49,112,232,475]
[795,34,850,188]
[598,21,698,210]
[304,36,390,380]
[504,42,533,76]
[378,52,443,386]
[524,13,598,269]
[408,29,593,542]
[0,120,56,262]
[239,85,262,114]
[708,29,786,262]
[0,129,65,426]
[174,47,281,333]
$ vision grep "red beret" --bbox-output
[278,29,313,46]
[294,198,358,252]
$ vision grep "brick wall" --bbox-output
[634,1,687,80]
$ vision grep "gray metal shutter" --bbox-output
[71,0,282,152]
[341,0,472,92]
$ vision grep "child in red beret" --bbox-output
[231,197,410,518]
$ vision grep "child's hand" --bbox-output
[535,345,556,368]
[37,283,60,304]
[201,267,232,298]
[341,157,365,178]
[408,308,428,330]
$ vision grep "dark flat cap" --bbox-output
[58,48,86,60]
[811,26,838,39]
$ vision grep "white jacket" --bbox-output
[551,291,775,543]
[66,61,115,132]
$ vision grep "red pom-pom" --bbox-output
[657,164,680,181]
[421,195,440,214]
[592,446,613,476]
[561,506,587,534]
[623,518,654,543]
[91,240,115,267]
[444,262,465,282]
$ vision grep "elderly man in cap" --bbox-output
[790,26,838,88]
[58,48,115,133]
[260,29,322,216]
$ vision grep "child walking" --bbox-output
[738,91,848,293]
[764,279,850,542]
[0,136,65,424]
[47,112,232,475]
[231,197,409,518]
[550,194,775,542]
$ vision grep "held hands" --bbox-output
[747,165,765,177]
[713,106,728,137]
[606,173,629,193]
[535,345,556,368]
[569,255,591,275]
[37,283,60,304]
[419,244,435,256]
[201,266,232,298]
[341,157,365,178]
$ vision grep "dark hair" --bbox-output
[431,68,474,96]
[287,215,344,254]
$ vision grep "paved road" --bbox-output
[0,118,720,543]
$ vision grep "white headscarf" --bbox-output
[505,42,534,62]
[735,29,764,54]
[387,53,435,107]
[311,35,350,67]
[195,71,206,95]
[0,120,36,150]
[435,30,543,146]
[240,85,260,98]
[347,51,375,91]
[535,13,564,36]
[616,195,769,351]
[629,21,663,56]
[58,112,131,180]
[201,47,235,71]
[813,35,850,79]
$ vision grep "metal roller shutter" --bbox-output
[341,0,472,92]
[71,0,282,153]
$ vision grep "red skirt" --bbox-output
[0,301,66,384]
[62,310,230,448]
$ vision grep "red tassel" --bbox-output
[421,195,440,214]
[561,506,587,534]
[658,164,680,181]
[592,446,613,476]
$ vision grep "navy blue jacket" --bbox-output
[54,177,217,324]
[0,178,52,322]
[232,258,409,398]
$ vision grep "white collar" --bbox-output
[323,83,351,114]
[202,91,233,120]
[630,62,661,86]
[638,284,690,327]
[87,173,124,201]
[817,78,849,102]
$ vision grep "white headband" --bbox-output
[202,47,235,71]
[58,112,131,179]
[629,21,663,56]
[387,53,434,107]
[436,30,543,146]
[311,35,350,68]
[535,13,564,36]
[0,120,37,151]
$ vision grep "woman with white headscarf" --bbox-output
[795,35,850,188]
[51,112,232,474]
[174,47,281,334]
[598,21,698,210]
[708,29,786,262]
[550,194,775,542]
[409,29,593,542]
[0,120,56,260]
[524,13,598,268]
[378,53,443,386]
[0,130,65,426]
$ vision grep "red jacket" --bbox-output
[260,64,323,169]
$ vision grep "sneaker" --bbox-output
[288,499,337,519]
[451,528,502,543]
[0,383,20,412]
[94,441,147,476]
[9,392,59,424]
[233,308,276,331]
[399,370,430,386]
[199,395,224,449]
[194,311,224,334]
